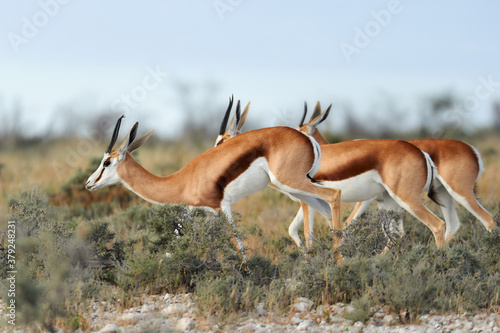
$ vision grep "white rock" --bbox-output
[176,317,196,331]
[383,314,396,326]
[295,297,312,303]
[293,298,314,313]
[244,323,258,331]
[330,324,340,331]
[118,312,145,324]
[256,304,267,317]
[354,321,364,328]
[294,302,312,312]
[118,313,137,323]
[349,326,362,333]
[297,320,313,330]
[163,293,172,301]
[291,316,302,325]
[140,304,150,313]
[463,322,473,331]
[315,305,325,317]
[332,304,344,315]
[99,324,120,333]
[162,303,189,315]
[409,325,425,333]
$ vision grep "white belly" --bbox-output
[319,170,384,202]
[223,157,270,204]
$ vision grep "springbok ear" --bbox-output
[309,101,322,122]
[237,102,250,131]
[228,100,241,137]
[307,103,332,134]
[117,122,138,161]
[128,129,154,153]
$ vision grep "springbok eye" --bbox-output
[103,160,111,167]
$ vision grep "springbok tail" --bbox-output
[423,152,443,206]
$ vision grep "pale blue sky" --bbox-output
[1,1,499,137]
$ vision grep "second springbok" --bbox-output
[302,102,496,244]
[216,101,447,254]
[85,105,341,259]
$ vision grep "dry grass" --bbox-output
[1,133,499,248]
[473,133,500,208]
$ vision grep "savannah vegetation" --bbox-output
[0,93,500,331]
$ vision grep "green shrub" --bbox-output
[345,295,374,323]
[116,251,165,293]
[270,235,293,253]
[122,204,151,227]
[146,204,188,253]
[246,255,278,287]
[116,204,245,294]
[372,243,498,320]
[9,190,52,237]
[480,227,500,273]
[1,191,129,331]
[86,220,126,283]
[374,261,438,323]
[328,256,370,303]
[265,279,294,314]
[339,210,401,258]
[194,274,263,317]
[148,204,241,264]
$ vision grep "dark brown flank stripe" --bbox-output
[315,140,427,182]
[215,147,265,196]
[315,153,379,182]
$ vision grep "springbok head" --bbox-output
[297,101,332,136]
[85,116,154,191]
[214,95,250,147]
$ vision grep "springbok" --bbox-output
[216,101,446,253]
[302,102,496,243]
[346,139,496,241]
[85,106,341,259]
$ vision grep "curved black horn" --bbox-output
[218,95,234,135]
[106,115,125,153]
[299,102,308,126]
